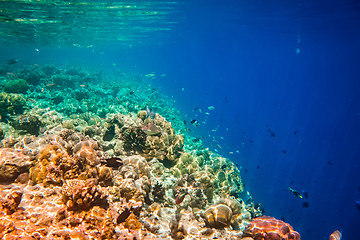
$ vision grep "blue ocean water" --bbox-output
[1,0,360,239]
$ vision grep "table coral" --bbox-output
[243,215,301,240]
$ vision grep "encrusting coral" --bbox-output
[243,215,301,240]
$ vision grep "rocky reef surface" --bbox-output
[0,64,300,239]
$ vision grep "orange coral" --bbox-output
[244,216,301,240]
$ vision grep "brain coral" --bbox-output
[204,204,233,229]
[243,215,301,240]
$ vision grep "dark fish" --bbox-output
[129,90,135,95]
[117,207,132,224]
[356,200,360,211]
[256,165,260,170]
[269,130,276,137]
[249,139,254,143]
[289,187,303,199]
[101,157,122,168]
[328,161,333,165]
[5,58,19,65]
[302,202,310,208]
[183,120,186,125]
[190,119,199,126]
[281,150,287,154]
[254,203,261,209]
[302,191,309,199]
[294,130,297,135]
[329,230,342,240]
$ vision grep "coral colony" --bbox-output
[0,64,300,239]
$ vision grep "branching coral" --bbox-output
[121,126,147,154]
[61,178,109,211]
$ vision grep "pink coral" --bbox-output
[244,215,301,240]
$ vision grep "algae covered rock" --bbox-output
[10,114,41,135]
[0,92,26,119]
[4,79,29,94]
[0,148,31,183]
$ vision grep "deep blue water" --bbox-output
[1,0,360,239]
[148,1,360,239]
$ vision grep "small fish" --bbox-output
[146,106,155,119]
[80,84,86,87]
[190,119,199,126]
[175,192,186,204]
[281,150,287,154]
[27,98,36,103]
[268,129,276,137]
[289,187,303,199]
[355,200,360,211]
[46,83,56,87]
[294,130,297,135]
[329,230,342,240]
[129,90,135,95]
[302,191,309,199]
[208,106,215,110]
[142,123,161,136]
[5,58,19,65]
[117,207,132,224]
[100,157,122,168]
[302,202,310,208]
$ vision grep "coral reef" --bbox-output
[243,215,301,240]
[0,64,300,240]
